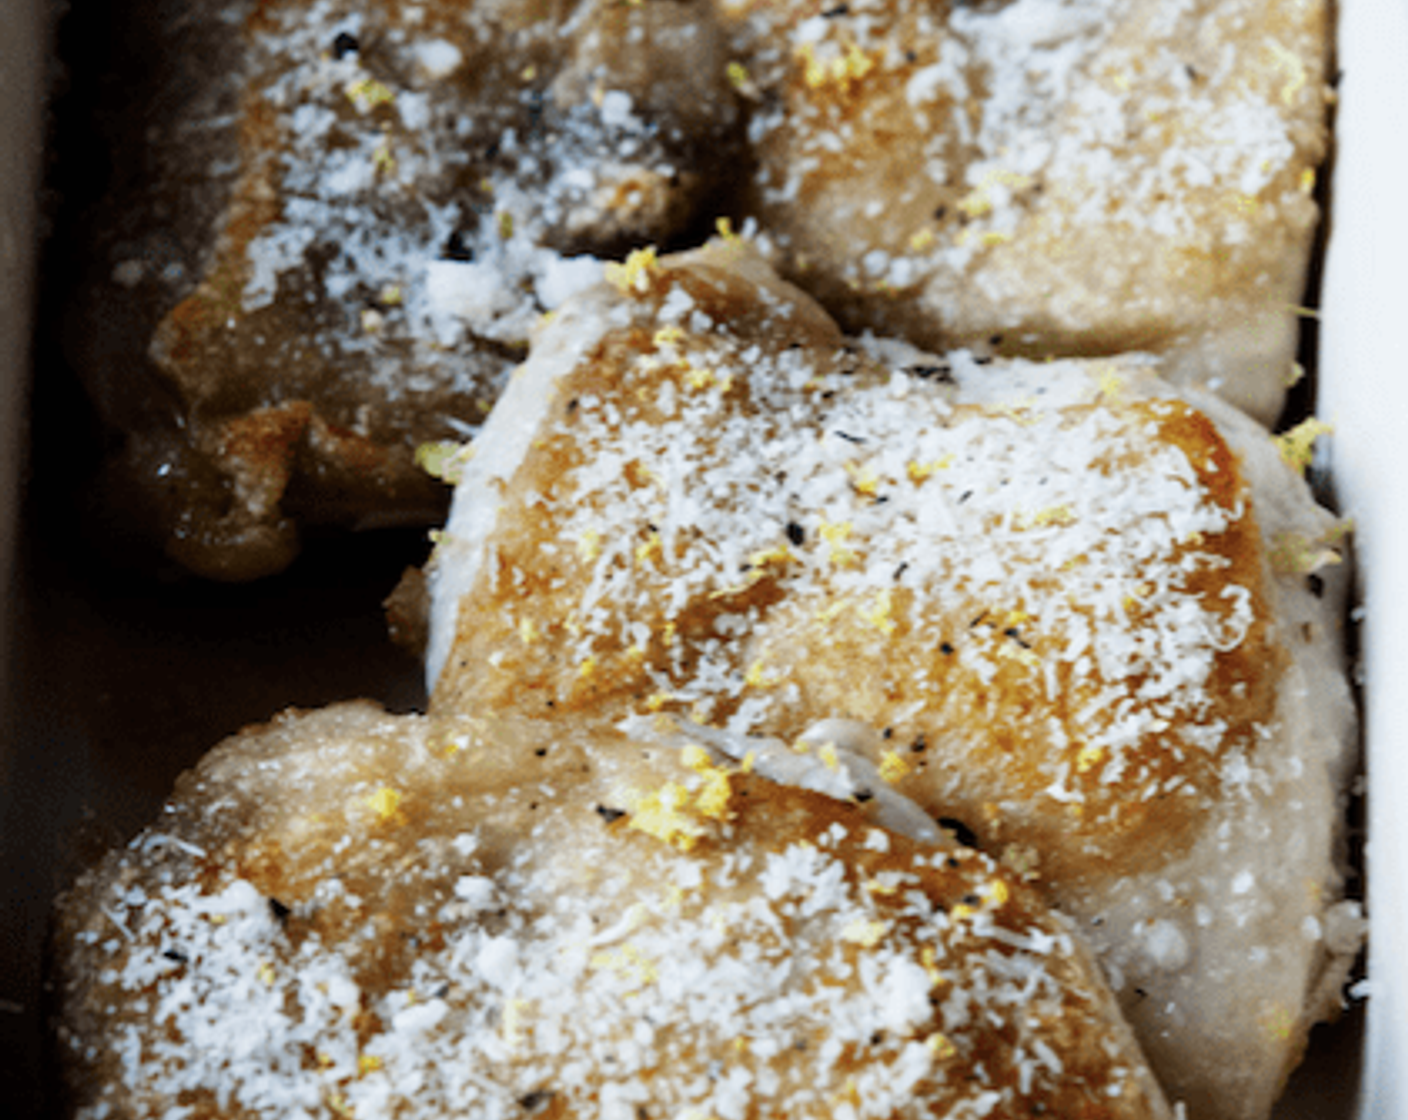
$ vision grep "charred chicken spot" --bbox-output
[519,1090,556,1113]
[785,520,805,546]
[595,805,628,824]
[854,788,875,803]
[534,747,549,758]
[938,817,980,848]
[911,734,928,754]
[332,31,359,59]
[268,897,292,925]
[162,948,190,965]
[940,641,955,655]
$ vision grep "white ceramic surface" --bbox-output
[0,0,1387,1115]
[1322,1,1408,1115]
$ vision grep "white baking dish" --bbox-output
[1320,1,1408,1115]
[0,0,1392,1115]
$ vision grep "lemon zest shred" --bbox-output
[415,440,473,484]
[745,658,774,688]
[364,787,402,822]
[652,324,685,349]
[844,461,880,497]
[577,529,602,562]
[345,77,394,113]
[907,454,954,482]
[878,749,911,783]
[927,1032,958,1060]
[1274,417,1334,476]
[819,520,858,567]
[1075,744,1106,774]
[604,247,660,295]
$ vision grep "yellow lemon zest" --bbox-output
[878,749,911,783]
[1273,417,1333,476]
[605,247,660,295]
[364,787,402,823]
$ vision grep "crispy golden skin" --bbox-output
[69,0,1329,577]
[427,243,1359,1119]
[68,0,740,578]
[716,0,1330,425]
[430,241,1278,887]
[51,702,1171,1120]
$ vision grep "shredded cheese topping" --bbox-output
[441,259,1275,873]
[57,738,1154,1120]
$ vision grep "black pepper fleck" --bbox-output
[906,363,955,384]
[441,230,474,262]
[1004,627,1032,650]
